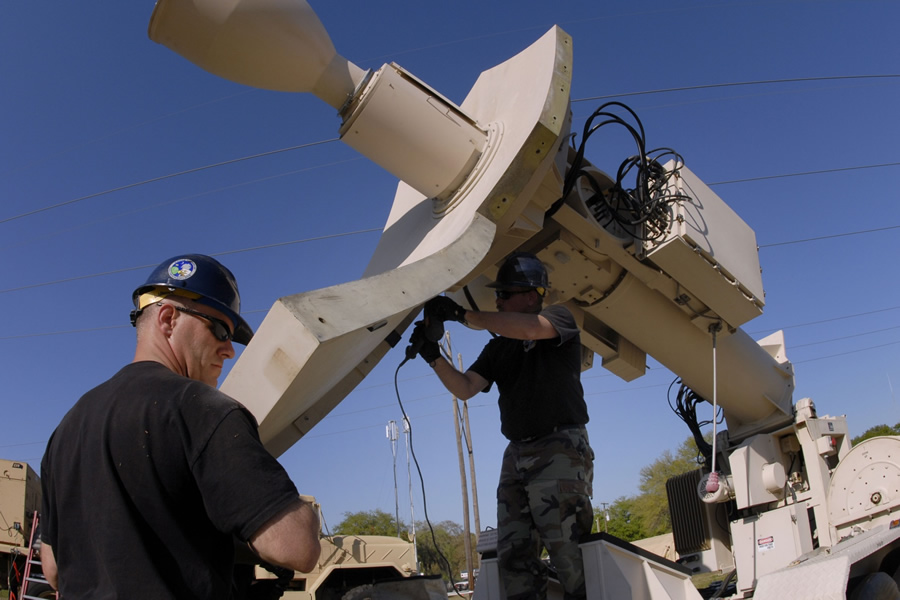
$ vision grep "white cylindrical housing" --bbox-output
[148,0,366,108]
[583,272,793,435]
[339,64,488,202]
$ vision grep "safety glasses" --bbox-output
[495,289,533,300]
[171,305,234,342]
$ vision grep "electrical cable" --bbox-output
[707,568,737,599]
[545,102,687,244]
[462,285,480,312]
[667,378,719,469]
[394,354,458,585]
[8,551,23,600]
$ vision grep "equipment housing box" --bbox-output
[643,163,764,329]
[666,469,735,573]
[731,503,814,595]
[729,433,788,510]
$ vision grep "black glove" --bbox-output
[425,296,466,324]
[419,337,442,364]
[407,321,442,364]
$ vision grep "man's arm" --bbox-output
[40,542,58,590]
[249,499,321,573]
[431,359,489,401]
[464,310,558,341]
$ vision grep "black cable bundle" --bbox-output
[667,378,721,469]
[547,102,688,243]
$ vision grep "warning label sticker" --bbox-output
[758,536,775,552]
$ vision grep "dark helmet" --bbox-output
[487,252,548,293]
[131,254,254,345]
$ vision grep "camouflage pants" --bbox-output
[497,427,594,600]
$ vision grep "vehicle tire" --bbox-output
[848,572,900,600]
[341,584,374,600]
[22,582,57,599]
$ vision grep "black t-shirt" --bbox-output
[468,304,588,441]
[41,361,300,600]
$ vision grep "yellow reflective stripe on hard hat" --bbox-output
[137,287,202,310]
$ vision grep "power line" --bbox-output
[573,75,900,103]
[749,305,900,335]
[790,325,900,349]
[3,383,493,449]
[1,157,365,253]
[4,75,897,227]
[0,138,340,225]
[4,218,895,296]
[0,325,129,341]
[709,162,900,187]
[16,306,899,346]
[794,340,900,365]
[0,227,381,296]
[760,225,900,248]
[0,89,258,181]
[0,442,46,449]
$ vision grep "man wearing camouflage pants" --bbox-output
[417,252,594,600]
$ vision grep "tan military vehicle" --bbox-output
[0,459,48,596]
[251,511,421,600]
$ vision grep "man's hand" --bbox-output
[425,296,466,324]
[419,337,442,365]
[409,321,442,364]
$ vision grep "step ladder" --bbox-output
[18,511,56,600]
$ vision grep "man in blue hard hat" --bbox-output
[40,254,321,599]
[416,251,594,600]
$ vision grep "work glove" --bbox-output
[419,337,442,365]
[424,296,466,324]
[407,320,442,364]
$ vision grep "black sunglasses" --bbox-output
[495,289,533,300]
[172,305,234,342]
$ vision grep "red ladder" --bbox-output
[18,511,56,600]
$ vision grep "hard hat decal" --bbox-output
[168,259,197,281]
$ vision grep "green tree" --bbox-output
[634,436,707,536]
[333,509,405,538]
[333,512,478,583]
[595,435,708,542]
[600,496,650,541]
[852,423,900,445]
[414,520,478,583]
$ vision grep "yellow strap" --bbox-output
[137,287,201,310]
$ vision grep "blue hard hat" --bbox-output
[487,252,549,292]
[131,254,254,345]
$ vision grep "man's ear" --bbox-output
[156,303,177,337]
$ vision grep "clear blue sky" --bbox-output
[2,1,899,535]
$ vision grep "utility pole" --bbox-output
[443,332,477,589]
[386,420,401,538]
[602,502,610,533]
[461,386,481,537]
